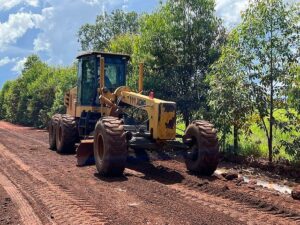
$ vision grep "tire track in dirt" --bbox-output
[126,161,300,225]
[0,126,242,225]
[167,184,296,225]
[0,172,42,225]
[125,168,298,225]
[153,160,300,221]
[0,143,109,225]
[181,179,300,222]
[1,122,299,225]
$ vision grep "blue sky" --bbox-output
[0,0,289,88]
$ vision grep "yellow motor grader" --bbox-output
[48,52,219,176]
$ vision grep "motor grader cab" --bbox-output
[48,51,219,176]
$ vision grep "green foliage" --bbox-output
[288,63,300,111]
[225,109,300,162]
[208,0,300,162]
[276,110,300,161]
[78,9,139,51]
[139,0,225,126]
[0,55,76,128]
[107,34,143,90]
[207,42,253,150]
[237,0,300,161]
[78,1,225,127]
[0,81,12,119]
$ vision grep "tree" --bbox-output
[107,33,143,90]
[78,9,139,51]
[232,0,300,162]
[140,0,225,127]
[207,41,252,152]
[280,63,300,162]
[49,65,77,116]
[0,55,77,128]
[288,63,300,111]
[0,81,12,120]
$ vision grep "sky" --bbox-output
[0,0,285,88]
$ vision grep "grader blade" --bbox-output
[76,140,95,166]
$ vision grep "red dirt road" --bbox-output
[0,121,299,225]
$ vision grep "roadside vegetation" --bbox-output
[0,0,299,164]
[0,55,76,128]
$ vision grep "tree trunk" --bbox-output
[184,116,189,129]
[269,10,274,163]
[222,132,226,152]
[269,93,273,162]
[233,125,238,154]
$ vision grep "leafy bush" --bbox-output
[0,55,76,128]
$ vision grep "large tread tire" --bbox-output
[94,117,127,176]
[56,114,78,154]
[183,120,219,176]
[48,114,62,150]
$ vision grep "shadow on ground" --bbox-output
[93,173,129,182]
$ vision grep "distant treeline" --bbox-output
[0,55,76,128]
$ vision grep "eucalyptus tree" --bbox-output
[234,0,300,161]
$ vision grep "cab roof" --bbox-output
[76,51,130,60]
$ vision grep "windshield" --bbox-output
[104,63,125,91]
[97,57,126,92]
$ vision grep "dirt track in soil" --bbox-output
[0,121,299,225]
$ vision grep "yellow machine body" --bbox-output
[64,86,176,140]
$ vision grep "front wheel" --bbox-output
[183,120,219,176]
[94,117,127,176]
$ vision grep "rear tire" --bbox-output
[183,120,219,176]
[56,114,78,154]
[94,117,127,176]
[48,114,61,150]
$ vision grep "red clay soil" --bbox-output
[0,185,20,225]
[0,121,299,225]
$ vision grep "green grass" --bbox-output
[226,109,300,162]
[176,121,185,136]
[176,109,300,163]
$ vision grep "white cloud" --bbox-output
[215,0,248,28]
[0,56,18,67]
[81,0,101,5]
[0,12,44,51]
[12,57,27,73]
[0,0,39,11]
[0,57,11,66]
[215,0,297,29]
[32,6,53,53]
[33,35,51,52]
[35,0,134,65]
[122,0,129,11]
[26,0,39,7]
[32,0,105,65]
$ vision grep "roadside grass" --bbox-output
[176,121,185,136]
[226,109,300,163]
[175,109,300,163]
